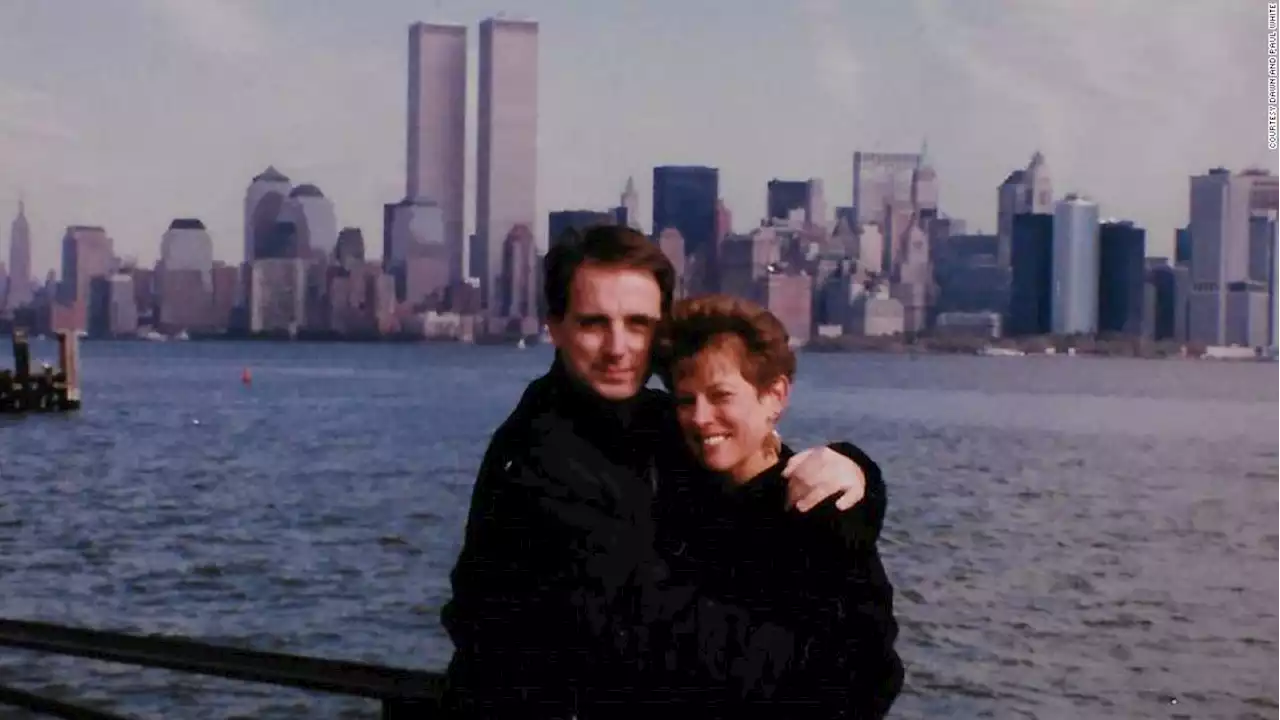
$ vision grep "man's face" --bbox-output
[548,262,663,401]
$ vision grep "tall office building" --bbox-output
[407,22,467,284]
[619,178,641,232]
[1248,215,1278,347]
[1097,220,1146,336]
[852,151,920,228]
[911,146,939,214]
[244,166,292,262]
[277,184,337,259]
[1051,195,1101,335]
[653,166,719,260]
[475,16,539,314]
[1147,260,1189,342]
[160,218,215,285]
[1187,168,1279,346]
[62,226,115,303]
[1174,226,1192,266]
[853,150,928,274]
[61,225,116,332]
[767,180,808,223]
[4,200,32,309]
[384,197,446,265]
[548,210,614,247]
[997,152,1054,267]
[766,178,827,228]
[1009,214,1054,336]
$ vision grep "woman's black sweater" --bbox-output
[653,441,905,719]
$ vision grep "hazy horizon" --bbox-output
[0,0,1272,275]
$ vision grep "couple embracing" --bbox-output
[440,224,904,718]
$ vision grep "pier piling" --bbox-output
[56,330,81,407]
[11,329,30,379]
[1,329,82,413]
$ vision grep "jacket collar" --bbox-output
[533,356,659,457]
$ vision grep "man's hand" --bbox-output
[782,446,866,513]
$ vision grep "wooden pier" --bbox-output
[0,330,82,413]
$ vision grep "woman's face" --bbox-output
[672,344,789,483]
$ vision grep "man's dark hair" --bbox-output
[543,224,676,320]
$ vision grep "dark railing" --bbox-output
[0,618,444,719]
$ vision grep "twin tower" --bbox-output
[405,18,539,316]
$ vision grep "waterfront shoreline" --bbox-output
[37,330,1269,363]
[63,333,1273,362]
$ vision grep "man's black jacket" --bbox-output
[440,362,847,718]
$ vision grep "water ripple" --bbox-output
[1,341,1275,719]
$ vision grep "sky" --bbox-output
[0,0,1273,276]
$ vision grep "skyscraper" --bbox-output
[1174,226,1192,266]
[851,151,920,228]
[1187,168,1278,346]
[763,178,827,229]
[1051,194,1101,335]
[407,22,467,285]
[476,16,539,315]
[61,225,115,332]
[277,184,337,259]
[62,226,115,304]
[1009,214,1054,336]
[996,152,1054,268]
[653,166,718,260]
[4,200,32,310]
[160,218,215,284]
[548,210,613,248]
[244,166,292,263]
[500,224,538,319]
[1097,220,1146,336]
[910,145,939,215]
[766,180,809,223]
[619,177,641,232]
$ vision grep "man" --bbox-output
[441,225,872,718]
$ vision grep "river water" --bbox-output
[0,340,1276,719]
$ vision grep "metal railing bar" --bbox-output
[0,619,442,702]
[0,684,137,720]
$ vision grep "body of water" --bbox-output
[1,341,1276,719]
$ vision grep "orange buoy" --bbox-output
[241,367,252,385]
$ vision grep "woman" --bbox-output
[652,293,904,718]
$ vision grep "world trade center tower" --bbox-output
[475,16,538,315]
[406,22,467,284]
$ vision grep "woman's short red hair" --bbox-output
[657,293,795,391]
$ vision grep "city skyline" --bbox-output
[0,0,1271,275]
